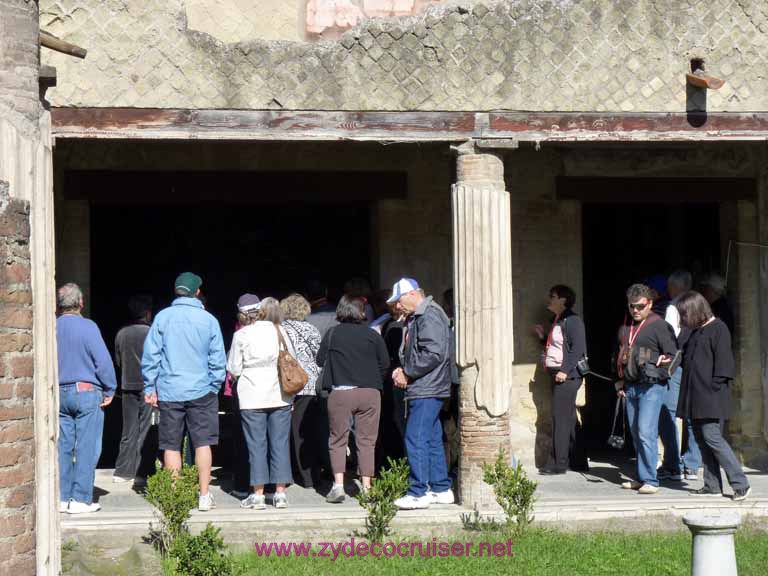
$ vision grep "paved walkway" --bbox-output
[61,458,768,541]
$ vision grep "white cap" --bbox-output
[386,278,420,304]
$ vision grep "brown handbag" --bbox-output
[275,325,308,395]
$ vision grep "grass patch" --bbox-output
[231,528,768,576]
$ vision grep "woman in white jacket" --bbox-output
[227,295,295,510]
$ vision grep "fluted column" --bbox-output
[452,149,513,508]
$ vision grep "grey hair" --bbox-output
[257,297,283,324]
[701,273,727,296]
[668,270,693,292]
[57,283,83,312]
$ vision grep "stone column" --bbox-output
[683,512,741,576]
[452,148,513,508]
[759,150,768,454]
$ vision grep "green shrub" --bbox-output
[356,457,410,541]
[168,524,234,576]
[482,449,537,536]
[145,464,200,553]
[460,505,500,532]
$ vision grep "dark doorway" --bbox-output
[77,170,405,467]
[580,201,722,456]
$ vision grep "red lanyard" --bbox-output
[627,318,647,349]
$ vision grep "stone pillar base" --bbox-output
[458,365,510,509]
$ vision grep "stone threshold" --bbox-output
[61,497,768,535]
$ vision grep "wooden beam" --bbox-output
[40,31,87,59]
[64,170,408,205]
[557,177,756,203]
[51,108,768,142]
[51,109,477,142]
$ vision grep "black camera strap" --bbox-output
[610,396,625,440]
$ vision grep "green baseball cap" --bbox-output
[174,272,202,297]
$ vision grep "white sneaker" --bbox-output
[240,493,266,510]
[112,475,132,484]
[67,501,101,514]
[198,492,215,512]
[394,494,431,510]
[59,501,69,513]
[273,492,288,509]
[427,490,455,505]
[637,484,659,494]
[684,470,699,481]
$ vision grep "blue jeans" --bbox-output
[405,398,451,497]
[625,381,665,487]
[659,368,683,473]
[681,419,702,473]
[240,406,293,486]
[59,386,104,504]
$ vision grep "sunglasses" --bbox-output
[628,302,648,311]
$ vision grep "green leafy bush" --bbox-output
[482,449,537,536]
[145,464,199,553]
[356,457,410,541]
[168,524,234,576]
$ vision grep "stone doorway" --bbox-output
[61,168,404,469]
[580,194,725,458]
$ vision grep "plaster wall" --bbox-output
[40,0,768,112]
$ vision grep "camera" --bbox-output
[607,434,625,450]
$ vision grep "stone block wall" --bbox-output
[41,0,768,111]
[0,181,36,575]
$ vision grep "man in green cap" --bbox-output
[141,272,226,511]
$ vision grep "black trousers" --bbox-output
[376,379,406,471]
[549,374,582,471]
[114,389,157,479]
[229,388,250,492]
[290,394,330,488]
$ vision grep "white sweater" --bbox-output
[226,322,295,410]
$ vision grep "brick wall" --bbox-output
[0,181,36,574]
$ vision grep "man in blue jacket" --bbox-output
[388,278,454,509]
[57,283,117,514]
[142,272,226,511]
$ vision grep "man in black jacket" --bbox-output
[387,278,454,510]
[616,284,678,495]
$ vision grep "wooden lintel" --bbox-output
[51,108,768,143]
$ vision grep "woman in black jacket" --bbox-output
[676,291,750,501]
[534,284,587,475]
[316,295,390,503]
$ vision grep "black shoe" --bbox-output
[689,487,722,496]
[732,487,751,502]
[538,467,566,475]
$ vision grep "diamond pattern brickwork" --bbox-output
[40,0,768,112]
